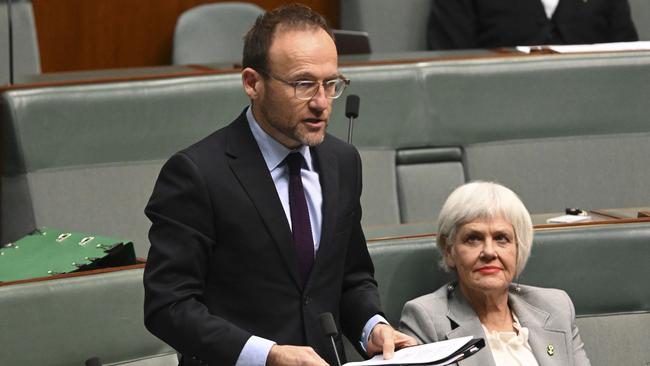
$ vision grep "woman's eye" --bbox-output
[495,234,511,244]
[464,234,482,244]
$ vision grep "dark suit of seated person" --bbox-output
[428,0,638,49]
[399,181,591,366]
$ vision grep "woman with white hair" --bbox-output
[399,181,590,366]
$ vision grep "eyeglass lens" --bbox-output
[295,79,346,100]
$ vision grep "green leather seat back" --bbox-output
[1,73,248,257]
[0,0,41,85]
[339,0,432,52]
[521,223,650,314]
[630,0,650,40]
[0,269,175,366]
[172,2,264,65]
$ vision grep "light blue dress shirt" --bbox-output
[246,107,323,251]
[236,106,386,366]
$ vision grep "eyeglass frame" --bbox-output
[255,68,350,101]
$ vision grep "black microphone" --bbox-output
[85,357,102,366]
[319,312,342,366]
[345,94,360,144]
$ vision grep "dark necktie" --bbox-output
[286,152,314,284]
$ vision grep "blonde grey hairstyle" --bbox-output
[436,181,533,277]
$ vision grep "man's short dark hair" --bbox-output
[242,3,333,72]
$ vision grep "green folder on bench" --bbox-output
[0,227,136,283]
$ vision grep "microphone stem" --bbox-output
[347,116,355,144]
[330,336,342,366]
[8,0,14,84]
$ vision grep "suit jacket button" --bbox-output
[303,296,311,305]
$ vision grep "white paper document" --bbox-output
[344,336,476,366]
[546,214,592,224]
[548,41,650,53]
[517,41,650,54]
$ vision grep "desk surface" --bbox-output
[364,207,650,241]
[5,48,650,91]
[2,209,647,286]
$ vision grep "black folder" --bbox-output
[344,336,485,366]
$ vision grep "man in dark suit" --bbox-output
[428,0,638,49]
[143,4,415,366]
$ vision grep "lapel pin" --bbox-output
[547,344,555,356]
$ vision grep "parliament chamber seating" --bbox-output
[338,52,650,228]
[339,0,432,53]
[5,53,650,254]
[2,51,650,365]
[2,72,249,258]
[1,221,648,365]
[630,0,650,40]
[172,2,264,66]
[0,0,41,86]
[0,267,178,365]
[7,52,650,256]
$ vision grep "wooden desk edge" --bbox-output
[5,48,650,92]
[0,65,235,92]
[367,217,650,243]
[0,261,145,287]
[3,218,649,284]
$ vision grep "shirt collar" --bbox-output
[246,106,313,172]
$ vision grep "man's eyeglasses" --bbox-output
[257,69,350,101]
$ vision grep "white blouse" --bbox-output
[481,314,540,366]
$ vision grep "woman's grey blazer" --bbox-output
[399,284,591,366]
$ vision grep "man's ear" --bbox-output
[242,67,262,100]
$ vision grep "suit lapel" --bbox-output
[551,0,571,20]
[510,293,570,366]
[531,0,551,19]
[225,113,302,289]
[304,140,339,289]
[444,287,573,366]
[446,288,496,366]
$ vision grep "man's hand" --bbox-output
[266,345,329,366]
[366,323,418,359]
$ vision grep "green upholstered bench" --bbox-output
[2,221,647,365]
[0,268,177,366]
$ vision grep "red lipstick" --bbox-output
[477,266,501,274]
